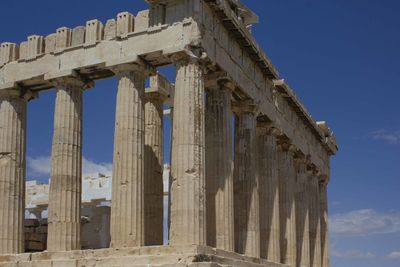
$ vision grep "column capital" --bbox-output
[306,164,321,180]
[218,78,235,91]
[277,139,297,155]
[0,87,37,102]
[232,100,259,115]
[205,71,236,92]
[293,151,307,166]
[256,120,282,138]
[170,48,208,67]
[319,174,329,186]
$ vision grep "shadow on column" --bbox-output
[144,145,164,246]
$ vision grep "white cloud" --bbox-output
[370,129,400,145]
[387,251,400,261]
[82,158,112,176]
[27,156,51,176]
[330,209,400,236]
[27,155,112,178]
[332,249,376,260]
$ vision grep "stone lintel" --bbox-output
[107,56,156,77]
[147,73,174,100]
[273,79,338,156]
[44,69,94,89]
[0,82,18,92]
[145,0,169,6]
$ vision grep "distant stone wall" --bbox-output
[24,219,47,252]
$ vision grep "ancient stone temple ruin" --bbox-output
[0,0,337,266]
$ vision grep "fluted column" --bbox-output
[110,65,147,248]
[144,91,165,246]
[320,180,329,267]
[205,79,234,251]
[257,125,280,261]
[169,56,206,245]
[295,156,310,267]
[47,78,85,252]
[233,103,259,258]
[309,170,322,267]
[277,142,297,265]
[0,90,31,254]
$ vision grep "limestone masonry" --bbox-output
[0,0,337,266]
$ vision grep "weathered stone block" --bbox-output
[25,219,39,227]
[71,26,86,46]
[27,35,44,59]
[104,19,117,40]
[135,10,149,32]
[149,4,165,26]
[117,11,134,36]
[85,19,104,45]
[51,260,77,267]
[32,261,51,267]
[36,226,47,234]
[44,33,56,53]
[56,27,72,51]
[24,227,35,234]
[25,233,46,243]
[25,241,45,251]
[0,43,19,65]
[19,41,28,59]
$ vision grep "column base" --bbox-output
[0,245,291,267]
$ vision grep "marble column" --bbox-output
[309,170,322,267]
[169,57,206,245]
[320,180,329,267]
[0,90,30,254]
[295,156,310,267]
[205,79,234,251]
[144,91,165,246]
[167,106,173,243]
[257,125,280,262]
[110,65,147,248]
[277,142,297,265]
[47,78,85,252]
[233,104,259,258]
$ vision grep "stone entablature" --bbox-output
[0,1,336,176]
[0,1,337,266]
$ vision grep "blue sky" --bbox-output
[1,1,399,266]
